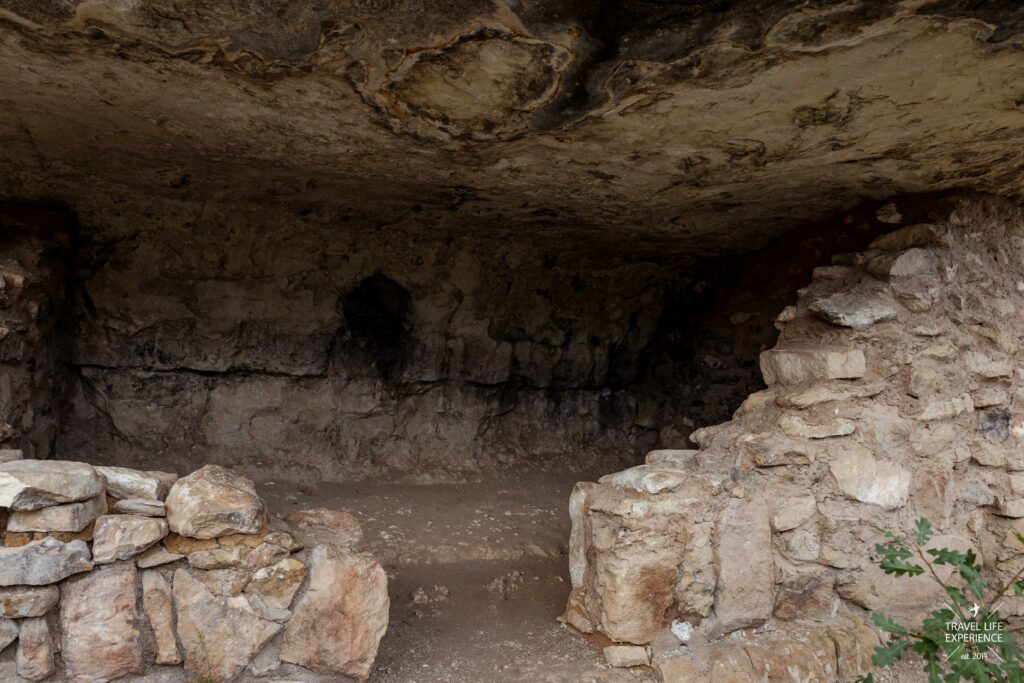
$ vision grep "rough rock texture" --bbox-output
[281,544,390,679]
[59,561,144,683]
[0,585,59,618]
[141,570,182,666]
[91,514,168,563]
[0,538,92,586]
[16,616,55,681]
[165,465,267,539]
[567,200,1024,673]
[95,465,177,501]
[7,493,106,532]
[0,2,1022,246]
[173,567,281,682]
[0,460,104,511]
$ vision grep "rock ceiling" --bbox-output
[0,0,1022,258]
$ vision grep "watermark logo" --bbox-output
[943,601,1009,663]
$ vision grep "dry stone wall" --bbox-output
[0,454,388,682]
[565,199,1024,681]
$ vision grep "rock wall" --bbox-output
[0,193,897,482]
[565,198,1024,680]
[0,204,73,460]
[0,455,388,682]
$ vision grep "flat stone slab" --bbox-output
[0,538,93,587]
[113,498,165,517]
[96,466,177,501]
[0,460,105,511]
[7,494,107,533]
[92,515,169,563]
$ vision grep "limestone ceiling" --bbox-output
[0,0,1022,257]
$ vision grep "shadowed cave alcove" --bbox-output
[2,196,910,485]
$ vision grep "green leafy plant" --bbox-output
[858,518,1024,682]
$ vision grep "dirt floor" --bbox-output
[260,470,656,683]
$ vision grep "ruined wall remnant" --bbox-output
[565,199,1024,679]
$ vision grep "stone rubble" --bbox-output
[566,203,1024,680]
[0,457,389,682]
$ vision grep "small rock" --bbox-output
[866,248,940,280]
[0,538,92,586]
[189,545,248,570]
[60,562,144,682]
[979,408,1012,442]
[284,507,363,551]
[874,204,903,225]
[808,288,896,328]
[870,223,939,249]
[974,387,1009,408]
[995,497,1024,518]
[7,494,107,533]
[0,585,59,618]
[0,617,17,651]
[264,531,303,552]
[598,465,689,494]
[245,557,306,610]
[92,514,168,563]
[776,381,884,409]
[0,460,105,511]
[918,394,973,421]
[603,644,651,668]
[163,533,219,555]
[760,347,866,385]
[829,443,910,508]
[670,620,694,642]
[165,465,267,539]
[966,352,1012,379]
[243,542,290,571]
[779,413,856,439]
[193,567,253,597]
[142,571,182,665]
[17,617,54,681]
[774,571,834,620]
[281,544,389,679]
[740,434,814,467]
[113,498,166,516]
[135,544,184,569]
[95,465,177,501]
[772,495,817,532]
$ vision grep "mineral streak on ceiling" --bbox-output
[0,0,1022,258]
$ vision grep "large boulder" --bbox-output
[165,465,267,539]
[0,538,92,586]
[60,562,144,683]
[95,465,177,501]
[281,544,389,679]
[92,514,169,563]
[173,568,281,681]
[0,460,105,511]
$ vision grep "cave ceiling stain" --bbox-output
[0,0,1022,259]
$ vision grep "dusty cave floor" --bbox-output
[259,470,657,683]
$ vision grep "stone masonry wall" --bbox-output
[564,198,1024,680]
[0,455,388,682]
